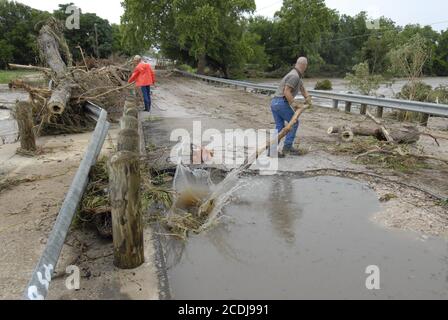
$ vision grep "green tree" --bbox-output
[53,3,114,60]
[122,0,257,77]
[388,33,429,100]
[345,62,385,95]
[433,30,448,76]
[0,0,51,68]
[274,0,335,72]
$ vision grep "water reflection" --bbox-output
[269,176,303,245]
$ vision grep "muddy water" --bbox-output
[0,85,28,144]
[166,175,448,300]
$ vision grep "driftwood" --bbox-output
[14,101,36,153]
[37,20,75,115]
[366,111,394,143]
[328,113,421,145]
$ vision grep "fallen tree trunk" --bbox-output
[46,81,72,115]
[15,101,37,153]
[8,63,51,73]
[37,21,74,115]
[328,123,421,144]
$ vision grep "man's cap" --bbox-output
[133,55,142,61]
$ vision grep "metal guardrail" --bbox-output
[175,70,448,117]
[24,104,110,300]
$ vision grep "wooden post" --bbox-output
[345,101,352,113]
[117,129,139,153]
[332,99,339,109]
[360,104,367,115]
[124,107,139,119]
[15,101,36,152]
[121,115,139,131]
[109,151,144,269]
[420,113,430,127]
[376,106,384,119]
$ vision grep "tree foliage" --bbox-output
[0,0,50,68]
[345,62,385,95]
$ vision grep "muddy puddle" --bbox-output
[165,175,448,300]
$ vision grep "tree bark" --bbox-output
[328,123,420,144]
[120,115,139,131]
[15,101,36,152]
[38,24,74,115]
[117,129,140,153]
[108,151,144,269]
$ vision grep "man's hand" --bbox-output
[305,95,313,106]
[291,101,302,110]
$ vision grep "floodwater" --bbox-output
[166,175,448,300]
[0,85,28,145]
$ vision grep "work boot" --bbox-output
[283,146,302,156]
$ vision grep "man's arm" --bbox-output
[149,65,156,84]
[283,85,296,106]
[300,85,312,105]
[128,67,140,84]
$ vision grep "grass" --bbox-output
[0,70,40,84]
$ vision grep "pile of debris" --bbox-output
[9,18,134,136]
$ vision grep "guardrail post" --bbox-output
[420,113,430,127]
[109,98,143,269]
[345,101,352,113]
[360,104,367,115]
[15,101,37,153]
[376,106,384,118]
[109,150,144,269]
[332,99,339,109]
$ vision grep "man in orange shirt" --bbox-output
[128,55,156,112]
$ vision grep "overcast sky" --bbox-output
[14,0,448,31]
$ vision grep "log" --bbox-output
[389,125,421,144]
[46,81,71,115]
[328,124,420,144]
[117,129,139,153]
[15,101,36,152]
[8,64,51,72]
[341,128,354,143]
[108,151,144,269]
[328,125,382,138]
[366,111,394,143]
[38,23,74,115]
[38,25,67,76]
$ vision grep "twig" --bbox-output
[77,83,134,102]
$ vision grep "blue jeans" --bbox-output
[141,86,151,111]
[271,97,299,148]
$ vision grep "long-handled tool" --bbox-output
[197,102,311,220]
[242,102,311,170]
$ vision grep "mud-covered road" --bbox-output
[146,72,448,237]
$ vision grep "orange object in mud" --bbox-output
[191,144,214,164]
